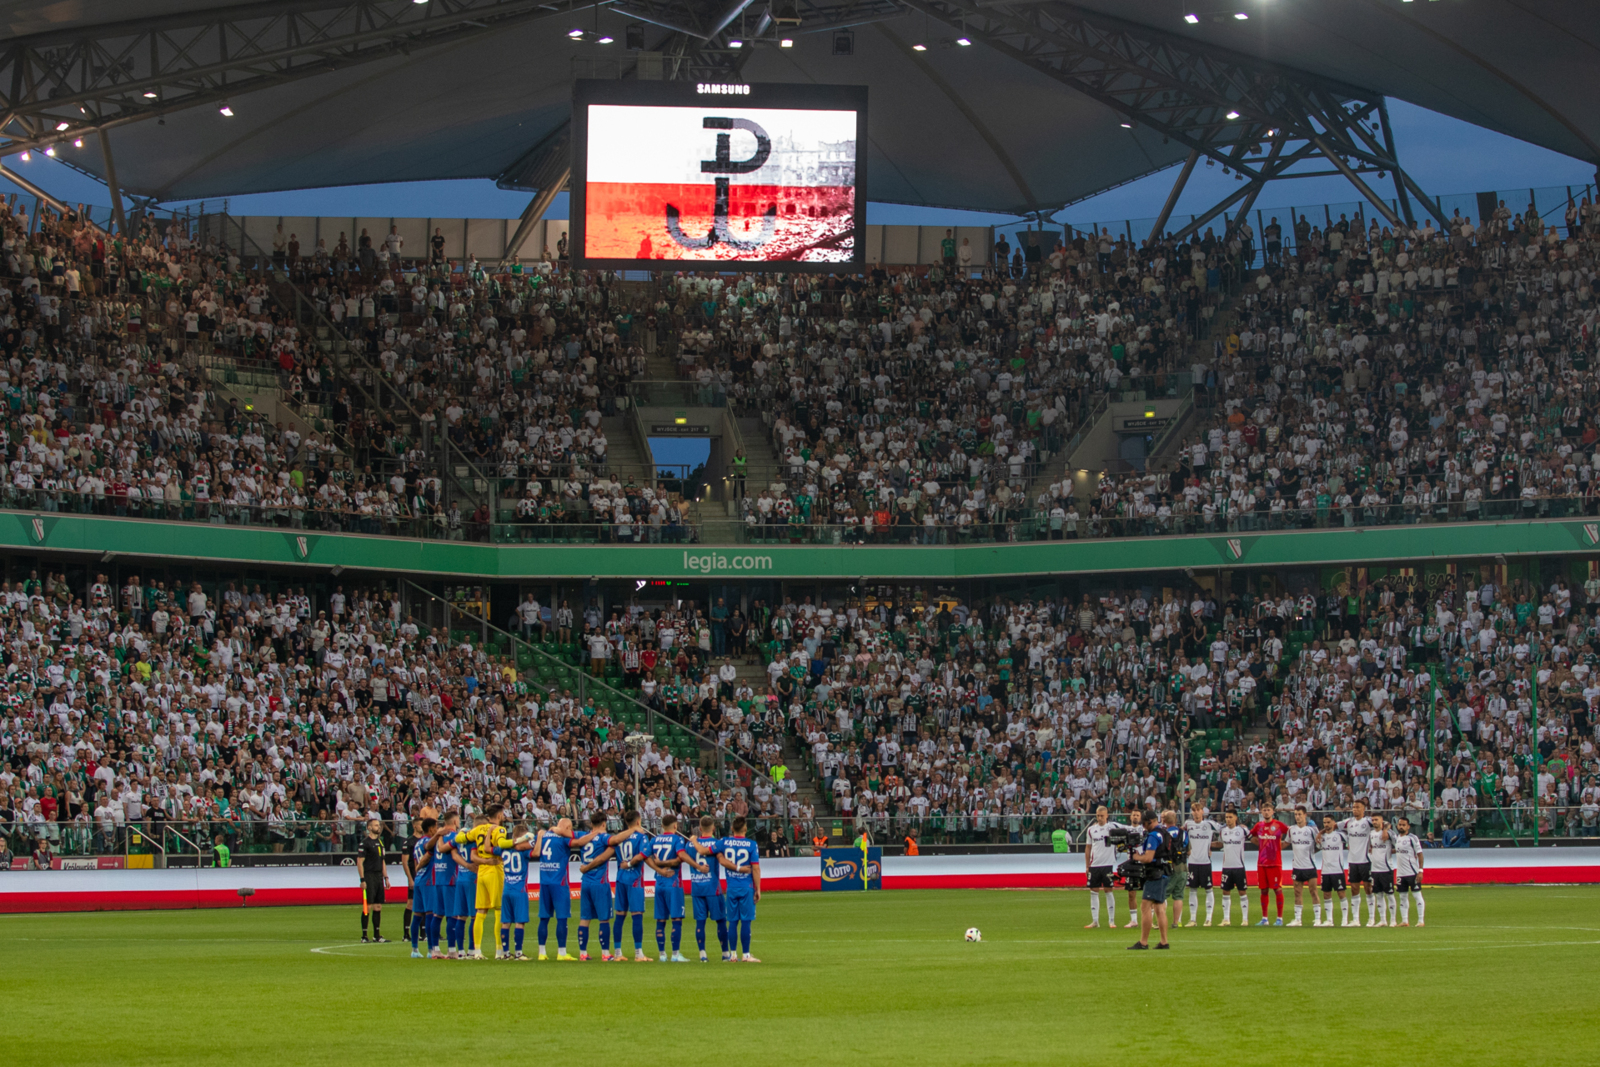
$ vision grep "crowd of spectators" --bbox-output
[0,574,800,866]
[6,185,1600,866]
[748,569,1600,844]
[0,198,708,540]
[12,186,1600,547]
[705,230,1235,539]
[4,556,1600,867]
[1047,197,1600,536]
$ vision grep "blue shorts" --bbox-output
[1141,877,1168,904]
[538,881,570,920]
[653,881,684,920]
[454,881,476,917]
[692,893,725,922]
[725,890,756,922]
[414,883,436,913]
[501,890,530,925]
[580,881,612,921]
[614,881,644,914]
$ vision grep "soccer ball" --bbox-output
[964,928,982,942]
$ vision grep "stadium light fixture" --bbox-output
[413,0,429,5]
[18,151,28,161]
[45,146,55,156]
[1120,122,1133,128]
[1184,13,1200,23]
[598,35,613,43]
[729,38,743,47]
[55,121,70,131]
[955,36,971,46]
[143,90,158,98]
[1234,11,1249,18]
[780,38,793,47]
[912,42,927,51]
[219,104,234,116]
[1226,110,1241,119]
[73,138,83,148]
[568,27,584,38]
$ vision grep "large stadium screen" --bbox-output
[571,80,868,271]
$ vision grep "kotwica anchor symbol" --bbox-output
[666,116,778,251]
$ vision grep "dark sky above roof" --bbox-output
[23,0,1600,212]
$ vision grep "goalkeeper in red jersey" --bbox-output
[1249,804,1291,927]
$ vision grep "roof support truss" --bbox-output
[0,0,612,158]
[899,0,1448,227]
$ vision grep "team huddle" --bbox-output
[1084,799,1427,929]
[397,809,763,963]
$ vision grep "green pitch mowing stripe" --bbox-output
[2,886,1596,1066]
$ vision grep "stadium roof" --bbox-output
[2,0,1597,215]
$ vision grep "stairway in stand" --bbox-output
[644,351,677,379]
[600,416,650,484]
[730,660,831,817]
[735,416,780,481]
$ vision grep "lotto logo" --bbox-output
[822,859,860,882]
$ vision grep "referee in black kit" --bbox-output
[357,819,390,943]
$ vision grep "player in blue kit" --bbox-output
[576,812,616,961]
[428,814,459,958]
[496,825,536,960]
[610,810,654,962]
[449,821,479,958]
[535,817,605,961]
[408,817,436,958]
[689,815,731,962]
[719,815,762,963]
[648,813,692,962]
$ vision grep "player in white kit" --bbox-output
[1083,807,1140,929]
[1318,816,1350,926]
[1285,806,1321,926]
[1181,803,1223,927]
[1337,800,1376,927]
[1368,814,1397,926]
[1216,810,1250,927]
[1393,816,1426,927]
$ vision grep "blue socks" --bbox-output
[537,919,568,950]
[671,919,682,952]
[716,919,728,952]
[695,920,707,952]
[579,925,589,952]
[740,920,752,954]
[514,927,525,952]
[612,914,626,949]
[633,914,644,949]
[656,920,667,953]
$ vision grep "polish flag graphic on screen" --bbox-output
[583,104,858,263]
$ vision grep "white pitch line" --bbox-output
[311,942,389,956]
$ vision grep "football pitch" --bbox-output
[4,886,1596,1066]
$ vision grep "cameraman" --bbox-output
[1128,810,1174,950]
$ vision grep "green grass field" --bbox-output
[4,886,1596,1066]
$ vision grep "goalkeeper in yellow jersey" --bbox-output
[454,805,518,959]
